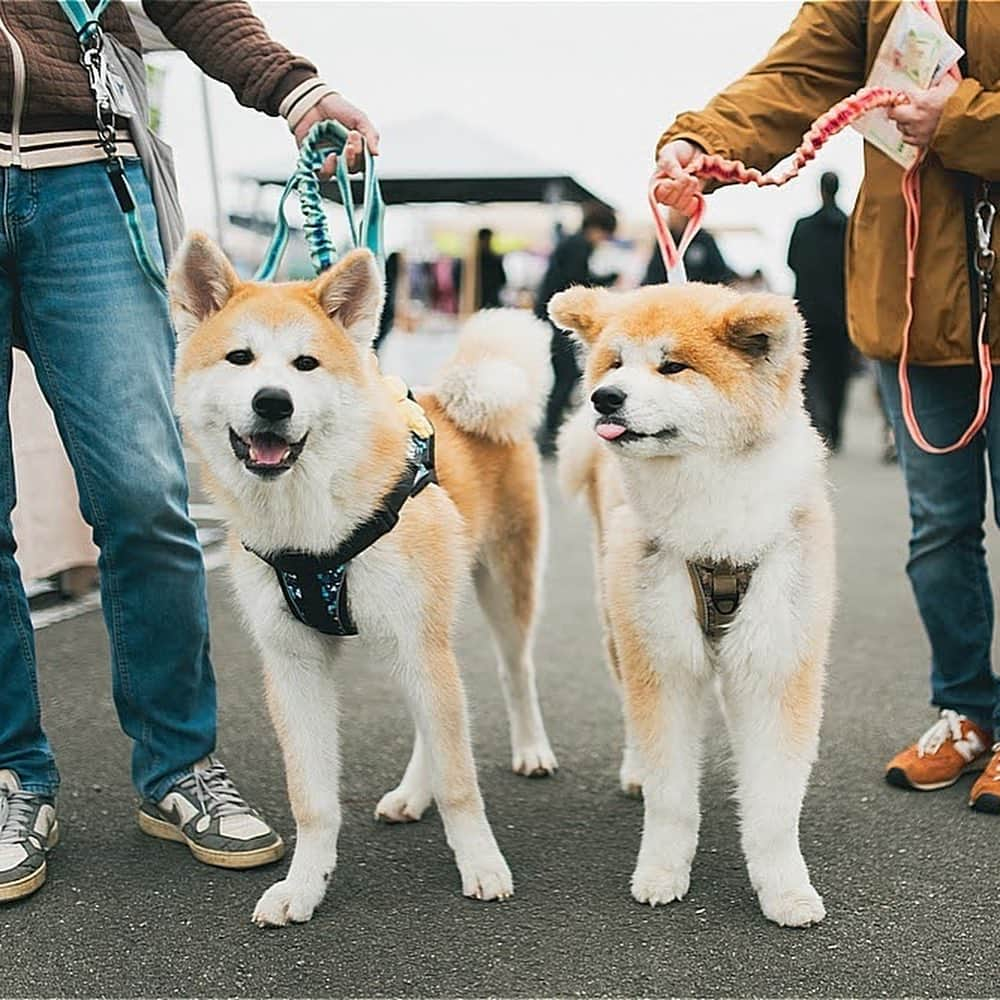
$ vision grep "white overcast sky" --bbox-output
[153,1,866,290]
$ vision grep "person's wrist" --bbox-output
[280,77,339,133]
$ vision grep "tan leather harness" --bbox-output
[687,559,757,640]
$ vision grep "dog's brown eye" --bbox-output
[293,355,320,372]
[659,360,688,376]
[610,357,623,369]
[225,349,254,366]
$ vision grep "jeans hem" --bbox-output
[145,764,197,804]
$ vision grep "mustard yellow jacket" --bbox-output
[659,0,1000,365]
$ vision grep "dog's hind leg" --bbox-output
[399,636,514,901]
[719,663,825,928]
[474,513,557,777]
[252,649,342,928]
[375,728,433,823]
[601,606,644,797]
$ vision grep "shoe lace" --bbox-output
[0,786,37,846]
[179,758,250,819]
[916,709,965,758]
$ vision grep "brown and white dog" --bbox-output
[170,236,556,926]
[550,282,834,927]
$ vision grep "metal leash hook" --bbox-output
[975,187,996,320]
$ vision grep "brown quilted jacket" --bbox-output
[0,0,318,133]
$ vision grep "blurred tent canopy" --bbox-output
[239,113,614,209]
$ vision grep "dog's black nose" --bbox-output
[591,386,627,415]
[252,387,294,422]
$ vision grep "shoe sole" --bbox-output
[137,810,284,870]
[885,761,985,792]
[0,820,59,904]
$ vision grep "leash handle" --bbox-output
[647,182,705,284]
[255,120,385,281]
[648,86,905,282]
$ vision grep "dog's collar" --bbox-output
[687,558,756,640]
[244,429,436,637]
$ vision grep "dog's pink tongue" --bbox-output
[596,423,626,441]
[249,438,290,466]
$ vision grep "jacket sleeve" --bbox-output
[657,2,865,169]
[141,1,329,123]
[932,79,1000,181]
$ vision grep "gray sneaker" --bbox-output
[138,757,284,870]
[0,769,58,903]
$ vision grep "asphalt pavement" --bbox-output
[4,377,999,999]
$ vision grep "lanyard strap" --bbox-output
[255,120,385,281]
[57,0,111,40]
[57,0,167,294]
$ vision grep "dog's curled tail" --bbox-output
[433,309,553,444]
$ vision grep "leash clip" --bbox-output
[975,191,996,316]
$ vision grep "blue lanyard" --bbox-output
[57,0,111,40]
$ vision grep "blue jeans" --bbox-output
[878,361,1000,733]
[0,161,216,800]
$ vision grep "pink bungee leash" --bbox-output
[649,18,988,455]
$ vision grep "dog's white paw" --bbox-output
[630,863,690,907]
[512,741,558,777]
[457,849,514,901]
[619,747,644,797]
[758,883,826,927]
[375,786,432,823]
[251,877,326,928]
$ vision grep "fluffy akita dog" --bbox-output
[170,235,557,927]
[550,282,834,927]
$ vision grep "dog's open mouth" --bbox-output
[229,428,308,477]
[595,419,677,444]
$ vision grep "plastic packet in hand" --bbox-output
[852,1,964,168]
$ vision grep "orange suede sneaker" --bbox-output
[969,743,1000,813]
[885,710,992,791]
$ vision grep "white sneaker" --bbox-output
[138,757,284,870]
[0,769,58,903]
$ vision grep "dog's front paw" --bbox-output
[630,863,690,907]
[512,740,558,777]
[457,848,514,901]
[619,749,644,798]
[757,883,826,927]
[375,785,432,823]
[252,877,326,928]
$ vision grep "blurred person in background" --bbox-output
[535,202,619,456]
[375,251,403,350]
[642,207,737,286]
[475,228,507,309]
[788,171,852,453]
[0,0,379,904]
[652,2,1000,812]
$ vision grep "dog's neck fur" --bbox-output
[618,404,822,565]
[213,372,413,558]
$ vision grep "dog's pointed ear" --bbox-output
[313,249,384,347]
[723,292,804,363]
[168,231,240,341]
[547,286,608,348]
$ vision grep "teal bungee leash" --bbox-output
[58,1,384,292]
[255,120,385,280]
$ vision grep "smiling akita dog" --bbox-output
[170,235,557,927]
[550,282,834,927]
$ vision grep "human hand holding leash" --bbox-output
[888,75,960,147]
[294,93,380,178]
[651,139,706,215]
